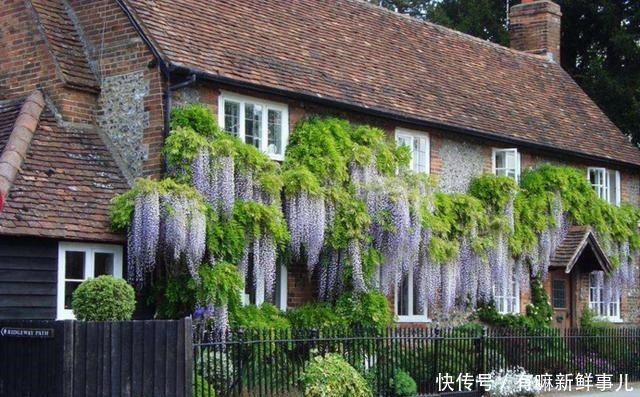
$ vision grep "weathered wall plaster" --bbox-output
[437,139,485,193]
[98,71,149,177]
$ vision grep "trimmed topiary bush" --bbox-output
[389,369,417,396]
[72,275,135,321]
[300,353,371,397]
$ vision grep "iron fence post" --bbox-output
[476,326,487,393]
[432,326,441,395]
[236,328,244,395]
[309,328,319,357]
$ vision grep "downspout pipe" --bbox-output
[162,73,197,172]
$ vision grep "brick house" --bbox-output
[0,0,638,326]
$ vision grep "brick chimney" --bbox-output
[509,0,562,62]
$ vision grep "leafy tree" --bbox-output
[368,0,509,44]
[559,0,640,145]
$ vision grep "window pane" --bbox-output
[94,253,115,276]
[495,151,505,169]
[244,255,256,305]
[396,135,412,148]
[496,297,505,313]
[608,170,618,204]
[397,275,409,316]
[397,135,414,171]
[589,169,608,201]
[505,151,516,169]
[415,137,428,173]
[65,251,85,279]
[244,103,262,148]
[224,101,240,136]
[267,109,282,156]
[552,280,566,308]
[64,281,82,309]
[274,265,283,308]
[412,275,424,315]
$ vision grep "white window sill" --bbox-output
[597,316,623,323]
[57,310,75,320]
[397,315,431,323]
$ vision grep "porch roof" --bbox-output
[550,226,612,274]
[0,91,128,243]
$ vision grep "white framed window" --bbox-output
[589,273,621,322]
[493,276,520,314]
[587,167,620,205]
[57,242,123,320]
[242,262,288,311]
[395,267,429,322]
[395,128,430,173]
[218,92,289,161]
[492,148,520,181]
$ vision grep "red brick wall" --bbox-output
[0,1,99,124]
[286,262,317,308]
[68,0,165,177]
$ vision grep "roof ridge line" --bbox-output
[0,90,45,209]
[348,0,552,63]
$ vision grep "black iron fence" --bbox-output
[192,325,640,397]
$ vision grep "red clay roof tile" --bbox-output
[122,0,640,167]
[29,0,99,91]
[0,94,127,242]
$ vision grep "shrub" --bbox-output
[193,375,216,397]
[477,279,552,331]
[229,303,290,329]
[171,103,218,138]
[334,291,394,329]
[389,369,417,396]
[300,353,371,397]
[286,302,347,329]
[72,275,135,321]
[580,306,612,330]
[195,350,235,393]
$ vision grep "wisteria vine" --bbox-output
[111,107,640,324]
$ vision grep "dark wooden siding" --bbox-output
[0,237,57,319]
[69,319,192,397]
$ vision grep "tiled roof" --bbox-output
[0,92,127,242]
[29,0,99,91]
[122,0,640,167]
[550,226,612,273]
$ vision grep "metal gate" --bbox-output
[0,320,64,397]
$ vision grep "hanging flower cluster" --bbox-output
[283,168,326,273]
[512,164,640,311]
[166,116,287,305]
[127,189,160,284]
[110,104,286,328]
[114,178,207,285]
